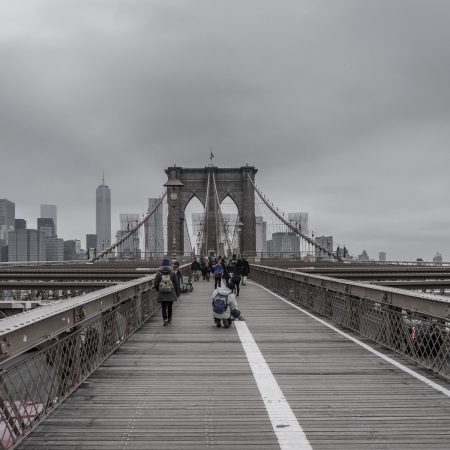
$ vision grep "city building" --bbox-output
[37,218,56,238]
[255,216,267,256]
[8,229,46,262]
[379,251,387,262]
[40,204,57,235]
[433,252,443,264]
[267,232,300,255]
[86,234,97,251]
[221,213,238,256]
[288,212,309,234]
[315,235,334,259]
[46,237,64,261]
[64,240,78,261]
[117,214,140,257]
[0,199,15,244]
[145,198,164,258]
[358,250,370,261]
[0,241,8,262]
[96,175,111,251]
[15,219,26,230]
[191,212,204,254]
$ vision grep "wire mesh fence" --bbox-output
[0,282,159,449]
[251,266,450,380]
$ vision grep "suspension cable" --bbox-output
[212,172,233,256]
[247,174,339,260]
[90,192,167,263]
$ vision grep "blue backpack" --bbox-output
[212,295,228,314]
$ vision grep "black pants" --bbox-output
[161,301,173,321]
[214,277,222,289]
[234,279,240,296]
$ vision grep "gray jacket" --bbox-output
[211,287,238,319]
[154,266,181,302]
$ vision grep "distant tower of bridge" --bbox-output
[164,165,257,258]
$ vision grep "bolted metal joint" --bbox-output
[75,306,87,322]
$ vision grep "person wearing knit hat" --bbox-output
[154,258,180,325]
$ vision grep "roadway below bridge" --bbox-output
[18,277,450,449]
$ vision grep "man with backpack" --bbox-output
[211,282,244,328]
[154,258,181,326]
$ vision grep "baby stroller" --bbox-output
[180,275,194,293]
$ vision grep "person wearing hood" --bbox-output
[154,258,181,326]
[211,282,244,328]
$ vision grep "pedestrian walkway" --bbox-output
[18,278,450,449]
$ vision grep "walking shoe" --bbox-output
[222,319,229,329]
[216,321,221,328]
[168,318,172,324]
[163,320,168,326]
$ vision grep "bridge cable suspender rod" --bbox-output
[212,172,234,256]
[184,211,194,255]
[247,174,339,260]
[197,171,211,256]
[90,192,167,263]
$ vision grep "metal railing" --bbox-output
[251,265,450,380]
[0,265,189,449]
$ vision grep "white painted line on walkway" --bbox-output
[249,281,450,399]
[235,320,313,450]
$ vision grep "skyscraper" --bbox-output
[86,234,97,250]
[8,229,46,262]
[117,214,140,257]
[315,235,334,259]
[96,175,111,251]
[255,216,267,256]
[288,212,309,234]
[145,198,164,258]
[46,237,64,261]
[0,199,15,243]
[40,204,57,235]
[37,218,56,238]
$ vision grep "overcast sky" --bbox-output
[1,1,450,261]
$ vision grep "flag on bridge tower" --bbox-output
[210,146,214,162]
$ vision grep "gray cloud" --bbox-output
[1,0,450,260]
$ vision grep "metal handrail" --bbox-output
[251,264,450,380]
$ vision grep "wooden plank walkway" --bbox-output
[18,279,450,449]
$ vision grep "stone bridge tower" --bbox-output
[164,165,257,258]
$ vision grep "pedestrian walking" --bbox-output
[231,258,243,296]
[191,257,201,281]
[212,258,225,289]
[241,256,250,285]
[154,258,181,326]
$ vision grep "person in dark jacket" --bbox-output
[173,260,183,286]
[154,258,181,326]
[201,257,210,281]
[231,259,243,296]
[241,257,250,285]
[212,258,225,289]
[191,257,201,281]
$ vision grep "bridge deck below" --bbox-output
[18,279,450,449]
